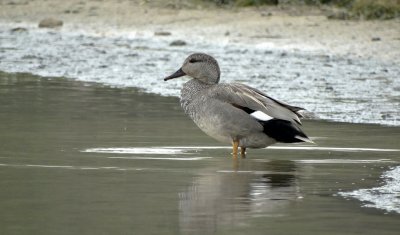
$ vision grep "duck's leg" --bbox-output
[232,140,239,158]
[240,147,246,158]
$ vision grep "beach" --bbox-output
[0,0,399,63]
[1,1,400,234]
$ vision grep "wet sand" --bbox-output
[1,72,400,234]
[1,0,399,63]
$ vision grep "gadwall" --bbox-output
[164,53,313,158]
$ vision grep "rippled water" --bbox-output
[340,166,400,214]
[0,23,399,125]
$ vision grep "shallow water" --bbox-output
[0,23,399,125]
[1,72,400,234]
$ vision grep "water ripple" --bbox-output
[339,166,400,214]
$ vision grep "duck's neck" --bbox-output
[180,79,213,111]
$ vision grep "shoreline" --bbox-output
[0,26,399,126]
[0,70,398,129]
[1,1,399,126]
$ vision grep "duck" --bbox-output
[164,53,314,158]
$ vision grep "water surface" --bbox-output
[1,72,399,234]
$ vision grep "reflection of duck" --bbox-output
[259,160,297,188]
[178,160,300,234]
[164,53,313,158]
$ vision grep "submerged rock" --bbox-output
[169,40,187,46]
[38,18,63,28]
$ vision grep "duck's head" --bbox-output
[164,53,220,85]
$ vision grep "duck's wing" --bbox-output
[233,83,305,117]
[209,83,304,125]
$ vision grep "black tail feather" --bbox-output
[261,119,310,143]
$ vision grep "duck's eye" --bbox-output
[189,58,201,63]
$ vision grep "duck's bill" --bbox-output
[164,68,186,81]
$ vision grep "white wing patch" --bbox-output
[250,111,273,121]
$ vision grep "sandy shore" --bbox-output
[1,0,399,63]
